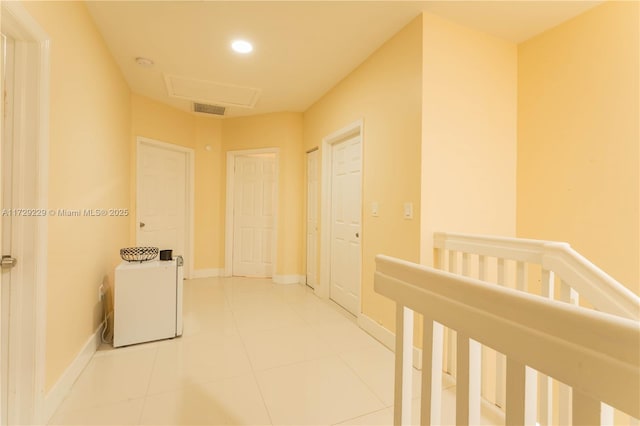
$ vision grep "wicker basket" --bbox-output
[120,247,159,262]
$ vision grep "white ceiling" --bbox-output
[85,1,603,118]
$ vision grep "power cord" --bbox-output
[101,296,114,345]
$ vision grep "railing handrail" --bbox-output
[433,232,640,320]
[374,254,640,419]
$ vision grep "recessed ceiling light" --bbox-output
[135,57,154,67]
[231,40,253,54]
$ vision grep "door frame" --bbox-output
[1,2,50,424]
[135,136,194,278]
[318,119,363,303]
[224,148,279,278]
[305,148,319,288]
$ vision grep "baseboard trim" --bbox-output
[358,313,423,370]
[44,322,104,422]
[191,268,223,279]
[273,274,305,285]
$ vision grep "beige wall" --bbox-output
[23,1,132,391]
[194,117,224,271]
[303,16,423,332]
[420,12,518,264]
[131,94,223,271]
[222,113,304,276]
[419,12,518,396]
[517,1,640,293]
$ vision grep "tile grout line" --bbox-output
[136,344,161,425]
[229,290,276,426]
[329,406,390,426]
[336,353,389,412]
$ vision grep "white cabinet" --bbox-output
[114,259,183,348]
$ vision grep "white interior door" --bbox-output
[0,7,49,422]
[306,150,319,288]
[0,32,14,426]
[137,142,187,262]
[232,154,276,277]
[330,136,362,315]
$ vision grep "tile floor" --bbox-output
[49,277,502,425]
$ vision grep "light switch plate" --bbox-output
[404,202,413,219]
[372,202,379,217]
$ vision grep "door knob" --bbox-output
[356,232,359,238]
[139,222,146,228]
[1,255,17,269]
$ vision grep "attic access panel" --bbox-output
[164,74,261,109]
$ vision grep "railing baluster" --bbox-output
[447,251,459,378]
[601,403,614,426]
[559,387,572,426]
[456,333,481,425]
[497,258,506,286]
[421,318,443,426]
[434,247,445,270]
[573,389,601,426]
[506,359,537,426]
[538,370,553,426]
[394,303,413,426]
[495,258,507,408]
[516,261,527,291]
[541,268,555,298]
[478,255,488,404]
[559,280,577,425]
[537,268,556,422]
[478,255,486,280]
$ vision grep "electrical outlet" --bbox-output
[98,284,105,301]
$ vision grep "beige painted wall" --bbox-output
[420,12,518,398]
[130,94,223,271]
[420,12,518,264]
[22,2,132,391]
[517,1,639,294]
[194,117,224,272]
[303,16,423,332]
[222,112,304,276]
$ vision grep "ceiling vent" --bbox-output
[194,103,226,116]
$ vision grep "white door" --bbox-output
[0,9,49,423]
[232,154,276,277]
[137,142,187,262]
[0,32,14,426]
[330,136,362,315]
[306,150,319,288]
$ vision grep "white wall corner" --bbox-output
[358,313,423,370]
[191,268,223,279]
[273,274,305,285]
[44,322,104,422]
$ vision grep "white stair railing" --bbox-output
[374,254,640,426]
[433,232,639,425]
[433,232,639,319]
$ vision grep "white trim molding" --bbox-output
[191,268,223,279]
[273,275,305,285]
[135,137,195,279]
[44,322,104,422]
